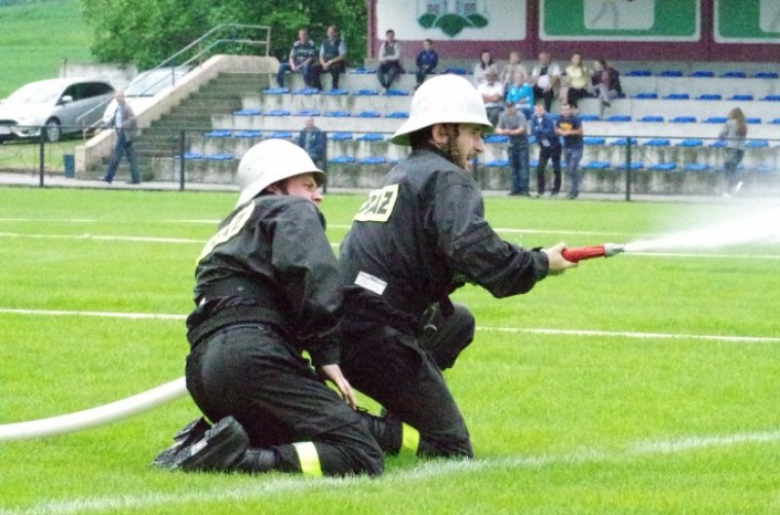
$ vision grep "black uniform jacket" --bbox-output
[340,148,549,320]
[187,195,342,367]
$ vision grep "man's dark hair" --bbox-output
[408,124,462,166]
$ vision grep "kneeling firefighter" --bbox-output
[153,139,399,476]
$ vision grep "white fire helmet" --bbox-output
[235,138,325,207]
[390,74,493,146]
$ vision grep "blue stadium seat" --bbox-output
[294,109,321,117]
[324,110,351,117]
[677,139,703,147]
[632,92,658,99]
[659,70,684,77]
[610,138,629,146]
[529,159,539,167]
[329,155,356,163]
[485,159,509,168]
[269,131,293,139]
[356,111,381,118]
[179,151,203,160]
[691,70,714,78]
[754,71,779,79]
[355,89,379,96]
[441,67,468,75]
[684,163,710,171]
[349,67,376,74]
[753,164,775,173]
[762,95,780,102]
[709,140,726,148]
[360,156,387,165]
[385,89,409,96]
[484,134,509,144]
[721,71,747,78]
[770,118,780,124]
[746,117,762,124]
[746,140,769,148]
[643,138,670,147]
[328,132,353,141]
[528,135,536,145]
[204,130,232,138]
[650,162,677,171]
[206,153,233,161]
[233,130,262,139]
[617,162,645,170]
[583,161,610,170]
[233,108,262,116]
[670,116,696,123]
[606,115,631,122]
[696,94,722,101]
[729,94,754,101]
[663,93,690,100]
[583,137,606,145]
[266,109,291,116]
[579,114,600,121]
[358,133,384,141]
[293,87,320,95]
[263,87,290,94]
[640,115,664,123]
[324,88,349,96]
[385,111,410,119]
[703,116,728,124]
[626,69,652,77]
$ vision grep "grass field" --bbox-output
[0,0,93,99]
[1,187,779,515]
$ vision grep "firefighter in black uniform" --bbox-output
[154,139,389,477]
[338,74,577,458]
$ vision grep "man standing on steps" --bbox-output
[102,90,140,185]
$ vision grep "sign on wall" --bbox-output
[376,0,526,40]
[540,0,700,41]
[714,0,780,43]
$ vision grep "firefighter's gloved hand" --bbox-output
[318,364,357,410]
[543,242,579,275]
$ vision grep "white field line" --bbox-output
[2,429,779,515]
[1,308,778,343]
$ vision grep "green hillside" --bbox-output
[0,0,93,98]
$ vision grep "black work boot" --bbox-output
[172,416,250,472]
[151,417,211,469]
[358,409,402,455]
[235,449,280,474]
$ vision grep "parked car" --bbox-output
[101,67,190,125]
[0,78,115,143]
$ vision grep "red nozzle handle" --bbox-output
[561,245,606,263]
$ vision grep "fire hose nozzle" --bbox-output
[561,243,625,263]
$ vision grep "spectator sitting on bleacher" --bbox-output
[561,53,591,109]
[476,66,504,126]
[592,59,622,109]
[500,51,528,92]
[415,39,438,89]
[297,117,325,169]
[506,71,534,120]
[531,51,562,112]
[377,29,404,92]
[473,49,495,87]
[276,28,317,88]
[311,25,347,91]
[719,107,748,197]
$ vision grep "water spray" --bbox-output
[562,243,626,263]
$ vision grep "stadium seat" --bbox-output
[663,93,690,100]
[746,117,762,124]
[703,116,727,124]
[610,138,629,146]
[269,131,293,139]
[294,109,321,117]
[696,94,722,101]
[528,135,536,144]
[266,109,291,116]
[626,69,652,77]
[324,110,351,117]
[529,159,539,167]
[762,95,780,102]
[753,164,774,173]
[328,132,353,141]
[357,133,384,141]
[640,115,664,123]
[385,89,409,96]
[349,67,376,74]
[754,71,779,79]
[233,130,262,139]
[709,140,726,148]
[441,67,468,75]
[684,163,710,171]
[691,70,714,77]
[263,87,290,94]
[721,71,747,78]
[746,140,769,148]
[583,137,606,145]
[355,89,379,96]
[670,116,696,123]
[356,111,381,118]
[203,130,232,138]
[606,115,631,122]
[206,153,233,161]
[293,87,320,95]
[324,88,349,96]
[583,161,610,170]
[484,134,509,144]
[233,108,262,116]
[485,159,509,168]
[643,138,670,147]
[579,114,600,121]
[650,162,677,171]
[617,162,645,170]
[329,155,356,163]
[632,92,658,99]
[360,156,387,165]
[770,118,780,125]
[385,111,410,118]
[677,139,703,147]
[179,151,203,160]
[728,94,754,101]
[659,70,684,77]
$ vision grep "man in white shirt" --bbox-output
[476,67,504,126]
[531,51,561,112]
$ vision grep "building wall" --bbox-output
[367,0,780,63]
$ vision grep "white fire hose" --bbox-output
[0,377,188,441]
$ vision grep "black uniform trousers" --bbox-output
[185,324,383,476]
[340,304,476,458]
[536,145,562,195]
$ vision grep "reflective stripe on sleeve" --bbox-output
[293,441,323,477]
[402,423,420,455]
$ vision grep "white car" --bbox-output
[101,67,190,125]
[0,78,115,143]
